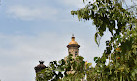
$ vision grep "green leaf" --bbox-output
[94,57,98,61]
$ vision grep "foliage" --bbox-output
[36,54,92,81]
[71,0,137,81]
[36,0,137,81]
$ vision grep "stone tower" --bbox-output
[66,35,86,81]
[67,35,80,58]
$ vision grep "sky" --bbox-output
[0,0,112,81]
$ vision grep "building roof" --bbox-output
[68,35,78,45]
[34,61,46,73]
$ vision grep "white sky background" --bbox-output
[0,0,112,81]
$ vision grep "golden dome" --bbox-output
[68,36,78,45]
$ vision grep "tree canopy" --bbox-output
[36,54,91,81]
[35,0,137,81]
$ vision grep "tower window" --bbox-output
[75,54,77,57]
[75,51,77,57]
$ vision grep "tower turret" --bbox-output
[67,35,80,58]
[34,61,46,73]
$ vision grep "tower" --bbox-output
[67,35,80,58]
[66,35,86,81]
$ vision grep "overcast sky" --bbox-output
[0,0,112,81]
